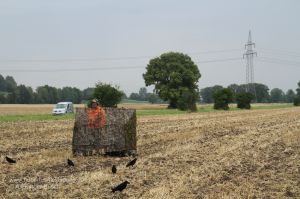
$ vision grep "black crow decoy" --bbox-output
[126,158,137,167]
[112,165,117,174]
[67,159,74,166]
[5,156,16,164]
[112,181,130,193]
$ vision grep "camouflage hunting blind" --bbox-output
[72,107,137,156]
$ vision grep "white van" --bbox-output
[52,102,74,115]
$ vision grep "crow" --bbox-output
[67,159,74,166]
[5,156,16,164]
[112,181,130,193]
[112,165,117,174]
[126,158,137,167]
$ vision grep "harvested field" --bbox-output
[118,103,168,110]
[0,103,292,116]
[0,104,83,115]
[0,104,167,115]
[1,107,300,198]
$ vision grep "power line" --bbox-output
[257,49,300,58]
[257,48,300,56]
[256,59,300,67]
[0,57,243,73]
[0,56,150,63]
[0,48,243,63]
[258,56,300,65]
[189,48,242,55]
[257,58,300,68]
[2,55,300,73]
[195,57,242,63]
[0,66,144,73]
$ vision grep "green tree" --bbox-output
[213,88,233,110]
[5,76,17,92]
[15,85,34,104]
[236,92,254,109]
[6,91,17,103]
[129,93,140,101]
[138,87,148,101]
[0,93,6,103]
[294,96,300,106]
[147,93,159,104]
[227,84,239,102]
[36,85,58,104]
[121,92,127,100]
[59,87,82,103]
[227,84,240,95]
[253,83,270,103]
[200,85,223,103]
[296,81,300,96]
[93,82,123,107]
[177,87,198,111]
[143,52,201,110]
[285,89,295,103]
[294,81,300,106]
[270,88,285,103]
[129,87,156,102]
[0,74,6,91]
[82,87,95,100]
[33,92,40,103]
[235,83,270,103]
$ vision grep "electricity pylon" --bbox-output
[243,30,257,101]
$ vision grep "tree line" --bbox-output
[0,74,95,104]
[200,83,296,104]
[130,83,298,105]
[209,81,300,110]
[1,72,298,106]
[129,87,165,104]
[0,74,163,105]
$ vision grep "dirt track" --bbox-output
[1,108,300,198]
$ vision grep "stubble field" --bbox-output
[0,105,300,198]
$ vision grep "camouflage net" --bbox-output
[72,107,137,156]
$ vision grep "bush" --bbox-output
[93,82,124,107]
[294,96,300,106]
[177,88,198,112]
[213,88,233,110]
[293,81,300,106]
[236,92,254,109]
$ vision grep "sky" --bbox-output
[0,0,300,95]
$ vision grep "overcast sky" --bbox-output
[0,0,299,94]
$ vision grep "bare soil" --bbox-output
[0,108,300,198]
